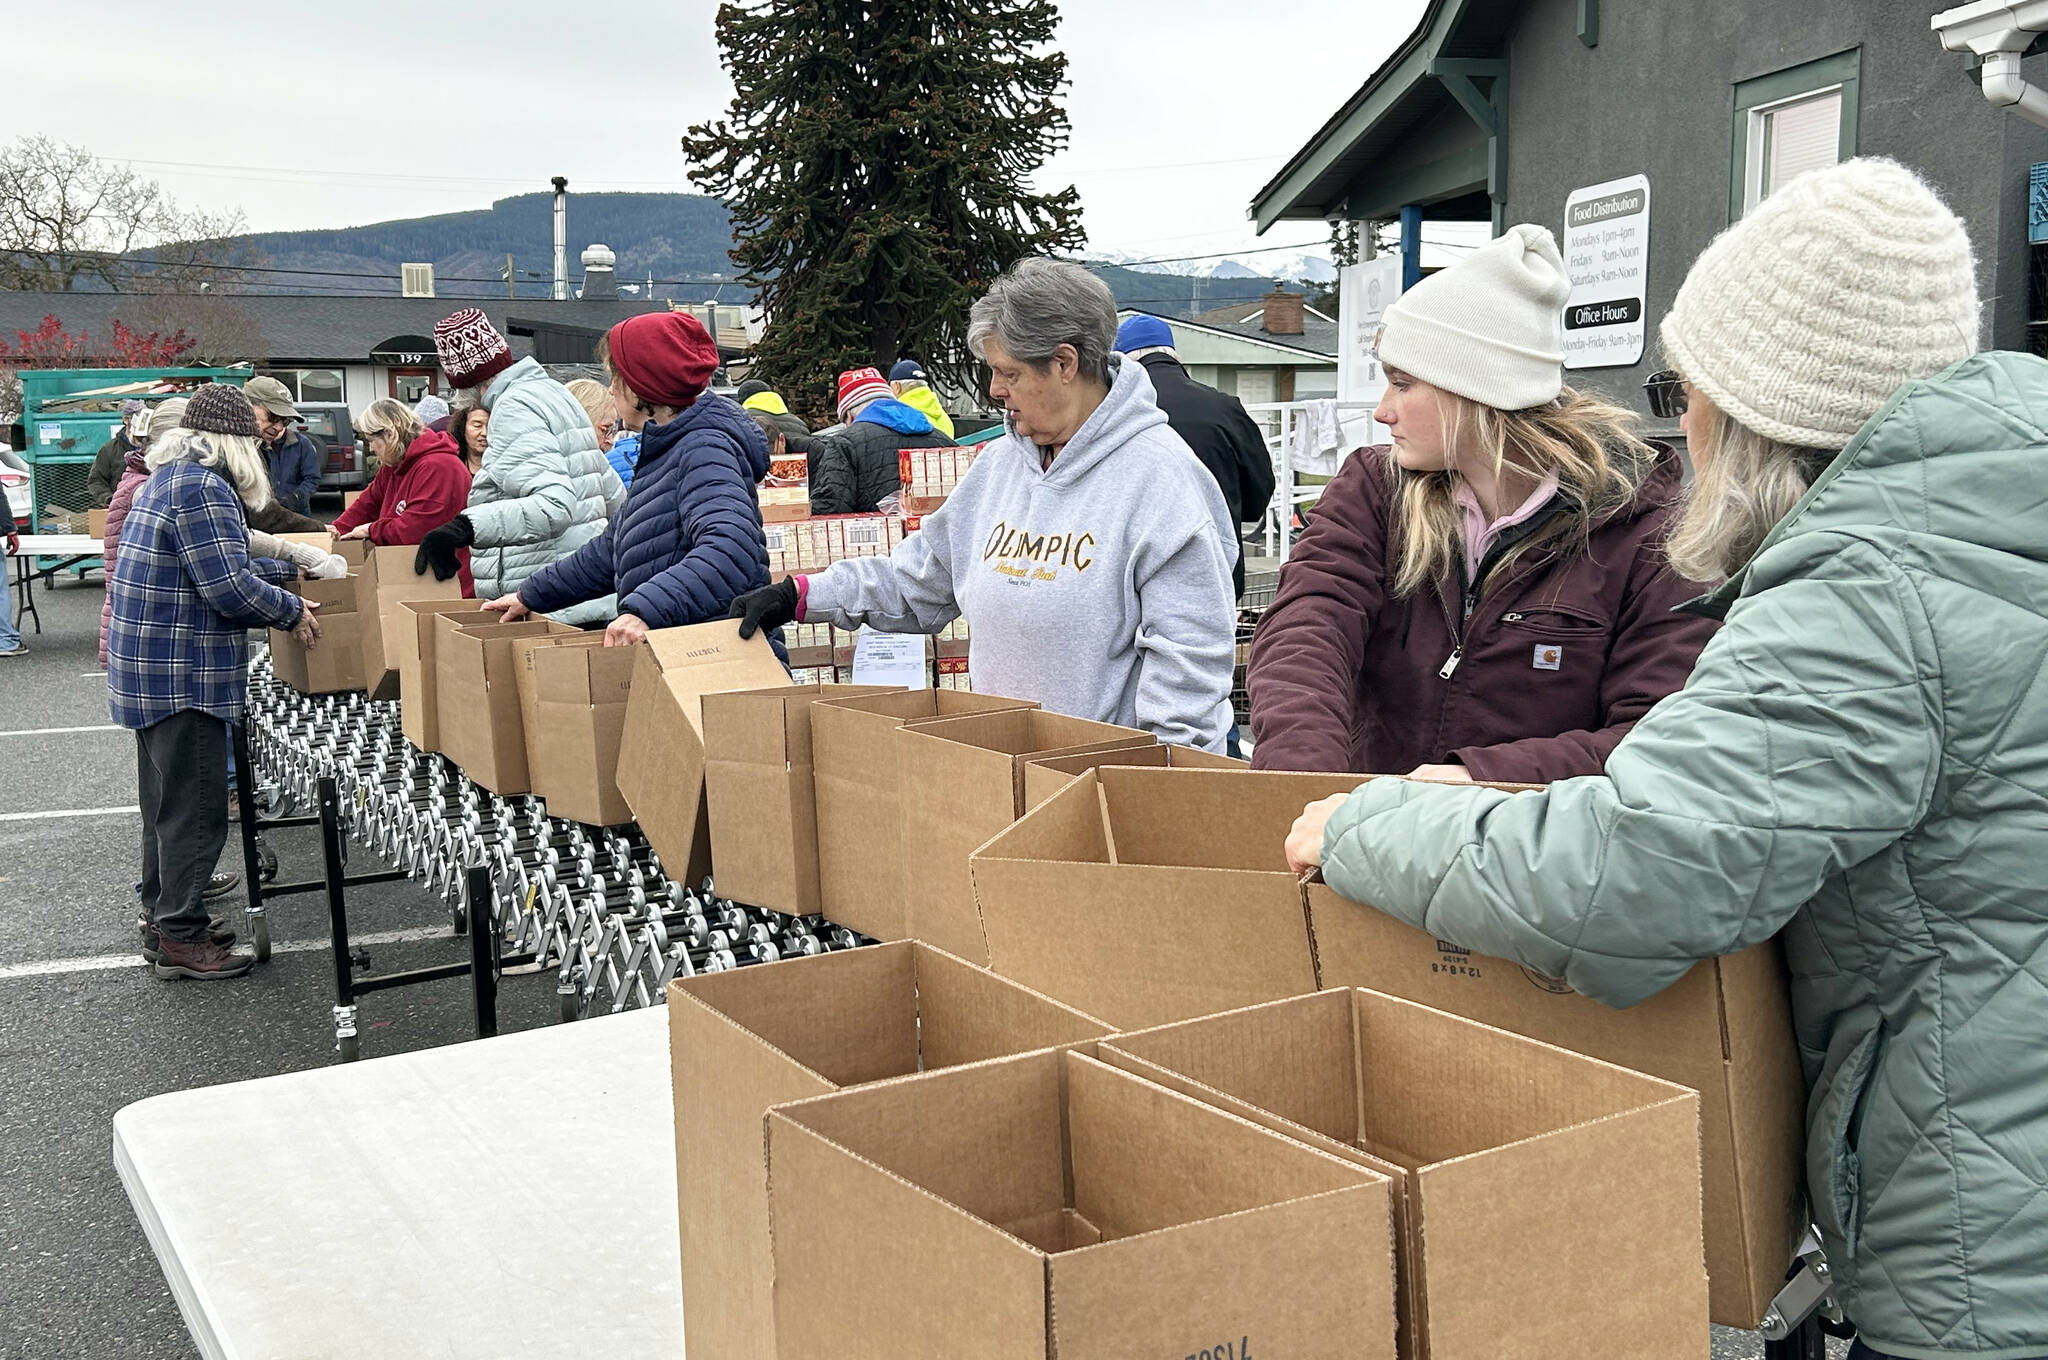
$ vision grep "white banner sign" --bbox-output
[1336,253,1403,445]
[1561,173,1649,370]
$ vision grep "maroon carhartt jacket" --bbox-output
[1246,443,1716,783]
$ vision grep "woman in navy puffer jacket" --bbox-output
[483,312,777,653]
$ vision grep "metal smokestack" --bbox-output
[551,176,569,301]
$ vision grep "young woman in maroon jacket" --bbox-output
[1247,224,1715,784]
[332,398,476,594]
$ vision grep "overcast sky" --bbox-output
[9,0,1432,264]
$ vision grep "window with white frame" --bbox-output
[1731,49,1860,221]
[258,368,346,404]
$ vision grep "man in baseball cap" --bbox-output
[242,376,321,515]
[887,358,954,438]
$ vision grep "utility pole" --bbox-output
[504,253,516,300]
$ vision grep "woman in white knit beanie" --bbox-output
[1247,221,1716,784]
[1289,158,2048,1360]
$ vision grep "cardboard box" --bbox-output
[972,766,1359,1027]
[514,635,638,826]
[267,574,367,694]
[355,545,464,700]
[397,603,494,751]
[767,1045,1398,1360]
[88,507,107,540]
[1022,742,1248,810]
[894,709,1156,963]
[809,689,1039,941]
[613,622,792,887]
[1310,885,1803,1328]
[668,941,1113,1360]
[330,535,371,569]
[975,765,1804,1329]
[701,683,900,914]
[1101,989,1708,1360]
[433,616,576,793]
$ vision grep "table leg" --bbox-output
[13,553,38,635]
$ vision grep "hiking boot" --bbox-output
[202,870,240,901]
[151,936,255,981]
[138,918,238,957]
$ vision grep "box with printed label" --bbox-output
[355,544,464,701]
[268,575,366,694]
[397,602,495,751]
[613,621,793,886]
[432,616,576,793]
[1101,989,1707,1360]
[892,709,1157,963]
[669,941,1111,1360]
[767,1043,1397,1360]
[809,689,1039,941]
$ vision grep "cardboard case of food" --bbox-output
[972,764,1806,1330]
[1101,989,1708,1360]
[667,941,1112,1360]
[355,545,464,701]
[807,689,1040,942]
[700,682,900,915]
[432,616,576,793]
[766,1044,1399,1360]
[514,635,638,826]
[612,622,792,888]
[397,603,494,751]
[268,575,366,694]
[891,708,1157,963]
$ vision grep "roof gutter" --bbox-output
[1934,0,2048,129]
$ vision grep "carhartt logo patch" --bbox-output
[1533,644,1562,671]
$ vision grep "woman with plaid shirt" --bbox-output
[107,384,320,981]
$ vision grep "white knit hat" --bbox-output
[1661,158,1979,450]
[1376,223,1571,411]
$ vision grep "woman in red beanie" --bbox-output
[482,312,780,651]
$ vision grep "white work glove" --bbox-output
[300,547,350,580]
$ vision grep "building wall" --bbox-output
[1500,0,2048,423]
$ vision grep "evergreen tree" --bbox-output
[684,0,1084,419]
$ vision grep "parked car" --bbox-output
[302,403,366,491]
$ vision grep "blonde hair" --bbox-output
[145,426,273,512]
[565,377,617,433]
[356,398,422,453]
[1665,397,1833,582]
[1385,385,1657,598]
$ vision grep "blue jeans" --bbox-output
[0,563,19,651]
[1227,723,1243,759]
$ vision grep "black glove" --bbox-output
[729,578,799,639]
[414,515,474,582]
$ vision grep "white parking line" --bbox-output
[78,672,106,678]
[0,925,459,980]
[0,805,139,823]
[0,724,120,738]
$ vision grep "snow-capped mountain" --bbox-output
[1093,248,1338,284]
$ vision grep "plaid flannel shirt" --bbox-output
[107,461,302,730]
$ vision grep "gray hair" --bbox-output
[1666,400,1833,582]
[145,426,273,513]
[967,257,1117,387]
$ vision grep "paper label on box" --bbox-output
[850,628,928,689]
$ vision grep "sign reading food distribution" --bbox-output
[1561,174,1649,369]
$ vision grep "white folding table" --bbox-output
[114,1006,684,1360]
[8,531,102,634]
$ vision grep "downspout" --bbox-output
[1980,49,2048,126]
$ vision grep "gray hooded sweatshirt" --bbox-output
[803,355,1238,751]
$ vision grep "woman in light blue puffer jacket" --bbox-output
[416,310,624,626]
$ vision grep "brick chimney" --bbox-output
[1261,288,1305,336]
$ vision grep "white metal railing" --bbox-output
[1241,400,1379,560]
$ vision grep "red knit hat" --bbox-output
[607,311,720,409]
[433,308,515,390]
[835,366,892,421]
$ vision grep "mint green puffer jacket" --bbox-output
[1321,352,2048,1359]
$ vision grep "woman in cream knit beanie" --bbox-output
[1662,157,1978,579]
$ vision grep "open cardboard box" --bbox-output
[1022,741,1246,811]
[397,602,494,751]
[701,683,899,914]
[613,621,793,888]
[972,765,1805,1329]
[433,616,577,793]
[513,634,637,826]
[354,545,464,700]
[767,1044,1398,1360]
[1101,989,1707,1360]
[808,689,1040,941]
[893,708,1157,963]
[268,574,366,694]
[668,941,1111,1360]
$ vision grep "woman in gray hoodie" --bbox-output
[732,258,1238,752]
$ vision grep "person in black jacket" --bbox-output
[808,366,951,515]
[1115,314,1276,600]
[88,400,149,506]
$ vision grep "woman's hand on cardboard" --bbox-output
[291,599,322,648]
[481,593,529,622]
[1286,793,1349,876]
[604,612,649,648]
[337,524,371,540]
[1407,763,1474,783]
